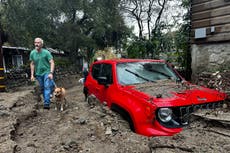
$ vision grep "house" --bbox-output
[191,0,230,80]
[2,46,30,72]
[0,46,30,91]
[47,47,66,57]
[0,46,67,91]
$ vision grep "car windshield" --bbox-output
[116,62,180,85]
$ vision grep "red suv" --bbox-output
[83,59,227,137]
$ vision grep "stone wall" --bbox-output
[5,65,80,91]
[191,43,230,81]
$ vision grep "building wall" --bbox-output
[191,43,230,80]
[191,0,230,80]
[191,0,230,43]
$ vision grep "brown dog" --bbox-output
[53,87,67,111]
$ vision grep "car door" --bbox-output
[88,63,102,98]
[95,63,113,103]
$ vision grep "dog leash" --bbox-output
[52,79,57,88]
[45,77,57,88]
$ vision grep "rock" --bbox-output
[90,136,96,141]
[223,144,230,151]
[27,143,37,148]
[105,127,112,135]
[78,118,87,125]
[0,104,6,110]
[0,111,10,117]
[223,103,228,109]
[67,140,78,149]
[72,118,87,125]
[112,126,119,132]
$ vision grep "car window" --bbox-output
[92,63,113,84]
[101,64,113,84]
[116,62,180,85]
[116,62,146,85]
[92,64,101,80]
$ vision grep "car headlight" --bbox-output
[158,108,172,122]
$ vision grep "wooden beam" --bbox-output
[191,24,230,36]
[0,85,6,88]
[192,5,230,21]
[192,0,212,5]
[192,0,230,13]
[191,32,230,43]
[192,14,230,28]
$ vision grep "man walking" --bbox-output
[30,37,55,109]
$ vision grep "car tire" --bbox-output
[111,104,135,132]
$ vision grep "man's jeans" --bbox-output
[36,73,55,106]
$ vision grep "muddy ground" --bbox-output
[0,74,230,153]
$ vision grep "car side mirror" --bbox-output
[97,76,108,86]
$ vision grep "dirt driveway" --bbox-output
[0,74,230,153]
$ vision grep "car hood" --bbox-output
[124,80,227,107]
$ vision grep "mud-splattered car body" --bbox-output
[84,59,227,137]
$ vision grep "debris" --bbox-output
[105,127,112,135]
[197,71,230,98]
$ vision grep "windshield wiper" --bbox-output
[142,63,172,79]
[148,68,172,79]
[125,69,155,83]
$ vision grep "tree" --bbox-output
[174,0,191,80]
[121,0,170,40]
[0,0,130,64]
[1,0,61,47]
[121,0,146,39]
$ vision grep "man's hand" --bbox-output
[31,75,35,81]
[30,61,35,81]
[48,73,53,80]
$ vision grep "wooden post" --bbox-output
[0,30,6,91]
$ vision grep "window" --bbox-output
[92,63,113,84]
[92,64,101,80]
[117,62,180,85]
[101,64,113,84]
[12,55,23,68]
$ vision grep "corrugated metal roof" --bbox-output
[2,46,65,55]
[2,46,30,50]
[47,48,65,54]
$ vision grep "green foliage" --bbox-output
[173,0,191,80]
[0,0,130,64]
[181,0,190,9]
[54,58,71,68]
[0,0,189,74]
[127,40,146,58]
[126,21,176,59]
[174,25,189,66]
[1,0,60,47]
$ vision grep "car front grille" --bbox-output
[157,101,224,128]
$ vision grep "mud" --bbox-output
[134,79,198,98]
[0,74,230,153]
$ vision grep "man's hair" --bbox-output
[34,37,44,45]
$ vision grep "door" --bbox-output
[97,63,113,102]
[89,63,113,103]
